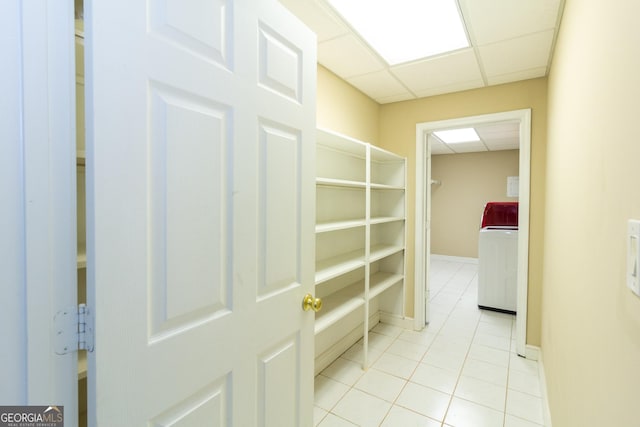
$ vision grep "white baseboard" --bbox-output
[431,254,478,264]
[314,312,380,375]
[537,348,553,427]
[525,344,540,361]
[314,312,415,375]
[379,312,414,329]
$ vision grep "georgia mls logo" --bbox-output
[0,405,64,427]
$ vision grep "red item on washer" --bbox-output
[481,202,518,228]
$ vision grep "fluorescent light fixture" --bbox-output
[433,128,480,144]
[327,0,469,65]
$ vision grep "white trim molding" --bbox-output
[0,0,78,418]
[414,109,532,356]
[430,254,479,264]
[537,347,553,427]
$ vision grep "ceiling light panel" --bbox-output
[327,0,469,65]
[433,128,480,144]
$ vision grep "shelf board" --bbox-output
[316,219,366,233]
[315,281,365,335]
[370,216,404,225]
[78,351,87,380]
[77,252,87,269]
[369,244,404,263]
[317,128,368,157]
[370,182,404,190]
[317,177,366,189]
[369,272,403,299]
[77,150,86,166]
[314,273,403,335]
[315,250,365,285]
[370,145,405,162]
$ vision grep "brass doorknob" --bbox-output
[302,294,322,312]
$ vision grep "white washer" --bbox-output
[478,227,518,313]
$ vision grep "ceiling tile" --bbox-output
[477,123,519,150]
[479,30,554,77]
[487,144,520,152]
[483,138,519,150]
[279,0,563,110]
[486,67,547,86]
[375,93,417,104]
[318,34,385,78]
[461,0,561,45]
[449,141,488,153]
[429,136,455,155]
[414,79,485,99]
[390,49,483,92]
[431,145,455,155]
[346,70,410,101]
[475,123,519,139]
[277,0,348,42]
[476,122,519,132]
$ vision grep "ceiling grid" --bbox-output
[279,0,564,104]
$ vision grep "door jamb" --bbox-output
[414,109,531,357]
[2,0,78,416]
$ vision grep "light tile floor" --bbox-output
[314,257,546,427]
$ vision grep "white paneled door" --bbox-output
[86,0,316,425]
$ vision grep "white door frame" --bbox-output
[0,0,78,418]
[414,109,531,357]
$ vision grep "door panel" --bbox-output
[258,24,303,102]
[149,375,230,426]
[148,86,231,338]
[86,0,316,425]
[258,336,300,426]
[258,123,301,298]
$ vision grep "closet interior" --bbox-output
[74,1,87,423]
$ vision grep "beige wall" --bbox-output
[431,150,519,258]
[316,66,547,345]
[379,79,547,345]
[316,65,379,144]
[543,0,640,425]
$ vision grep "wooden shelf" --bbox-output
[77,251,86,269]
[369,244,404,263]
[370,216,404,225]
[369,272,403,299]
[78,351,87,380]
[314,128,406,373]
[315,250,365,285]
[370,182,404,190]
[316,219,366,233]
[314,273,402,335]
[317,128,368,156]
[315,281,365,335]
[317,177,366,189]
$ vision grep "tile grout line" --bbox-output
[367,276,467,426]
[438,270,482,426]
[316,260,529,426]
[376,325,442,426]
[316,324,410,426]
[501,316,516,427]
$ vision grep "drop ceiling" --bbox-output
[430,122,520,155]
[278,0,564,104]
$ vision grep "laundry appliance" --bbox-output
[478,202,518,314]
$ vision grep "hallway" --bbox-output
[314,256,546,426]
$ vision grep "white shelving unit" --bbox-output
[75,19,88,427]
[314,128,407,373]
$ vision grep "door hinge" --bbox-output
[54,303,94,355]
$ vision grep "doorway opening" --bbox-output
[414,109,531,357]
